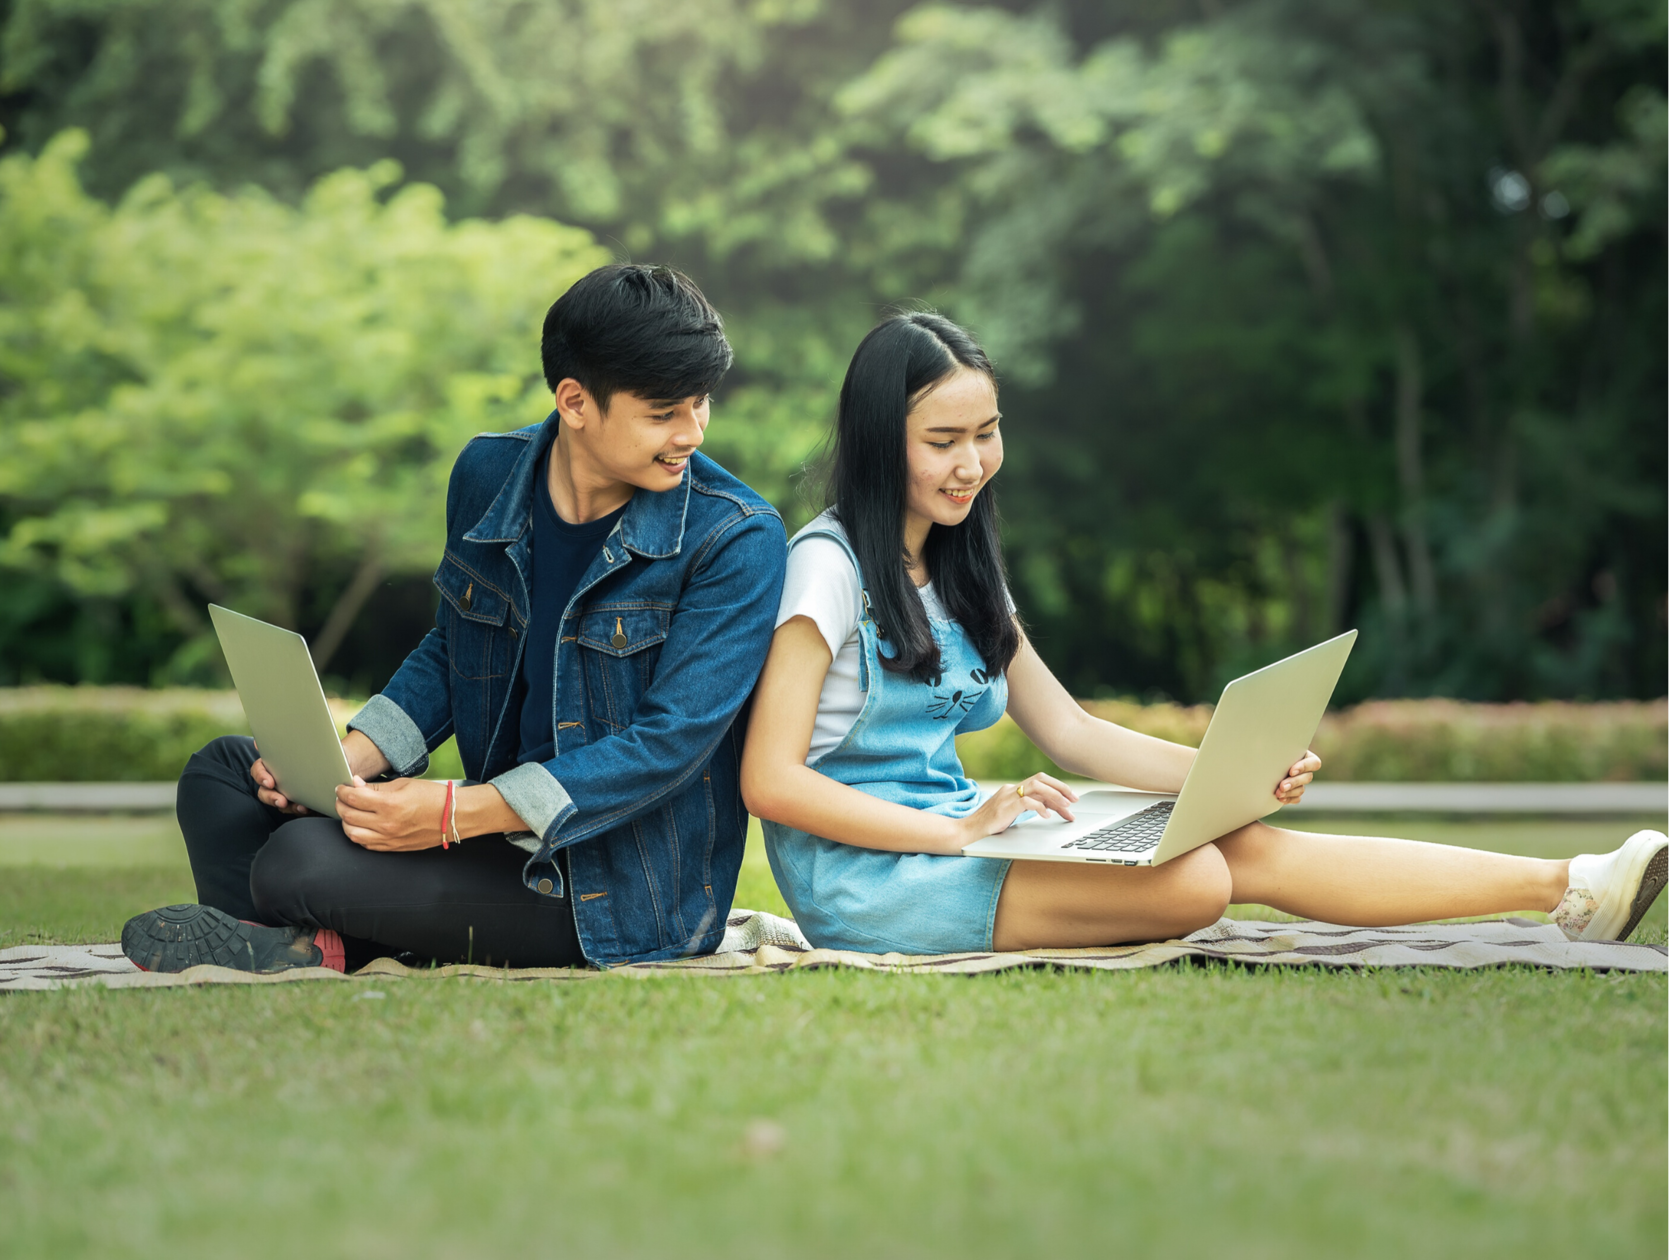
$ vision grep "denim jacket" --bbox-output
[346,412,786,966]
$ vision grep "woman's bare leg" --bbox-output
[992,843,1232,950]
[1214,821,1570,926]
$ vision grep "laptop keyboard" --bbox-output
[1062,801,1175,853]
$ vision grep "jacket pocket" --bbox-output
[578,606,670,656]
[435,554,515,681]
[577,606,671,729]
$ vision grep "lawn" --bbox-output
[0,813,1668,1258]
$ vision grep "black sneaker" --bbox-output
[121,904,344,973]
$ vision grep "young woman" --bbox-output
[740,312,1667,955]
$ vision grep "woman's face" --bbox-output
[903,367,1002,530]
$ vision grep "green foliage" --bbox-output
[955,698,1668,783]
[0,685,469,782]
[840,2,1668,702]
[0,687,249,781]
[3,686,1662,785]
[1543,84,1668,259]
[837,2,1382,377]
[0,0,883,255]
[0,134,606,681]
[0,0,1668,702]
[1307,699,1670,784]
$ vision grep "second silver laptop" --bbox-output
[962,630,1356,867]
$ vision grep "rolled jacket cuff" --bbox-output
[345,694,430,778]
[490,760,578,842]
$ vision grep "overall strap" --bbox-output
[788,522,875,688]
[788,524,874,628]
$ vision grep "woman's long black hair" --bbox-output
[826,311,1020,685]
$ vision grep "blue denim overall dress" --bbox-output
[762,525,1013,954]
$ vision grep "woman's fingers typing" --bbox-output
[1018,772,1079,820]
[967,773,1081,845]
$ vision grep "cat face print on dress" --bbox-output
[924,668,992,719]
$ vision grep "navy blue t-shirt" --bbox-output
[517,443,627,764]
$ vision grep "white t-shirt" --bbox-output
[775,512,1008,766]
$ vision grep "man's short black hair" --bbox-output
[541,263,733,405]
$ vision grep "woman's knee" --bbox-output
[1215,819,1283,864]
[1159,843,1232,934]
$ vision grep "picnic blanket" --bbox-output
[0,910,1664,991]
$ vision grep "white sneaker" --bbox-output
[1549,830,1668,942]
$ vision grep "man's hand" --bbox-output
[1274,752,1322,805]
[251,729,390,815]
[335,777,449,851]
[250,744,311,815]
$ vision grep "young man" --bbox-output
[123,264,787,971]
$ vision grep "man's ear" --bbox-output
[554,378,594,431]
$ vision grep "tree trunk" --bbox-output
[311,549,385,675]
[1366,513,1411,690]
[1366,514,1409,624]
[1324,499,1352,632]
[1393,325,1436,616]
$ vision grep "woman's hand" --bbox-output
[1274,752,1322,805]
[334,776,449,851]
[957,772,1081,849]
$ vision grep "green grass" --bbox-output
[0,813,1668,1257]
[0,814,198,949]
[6,812,1664,946]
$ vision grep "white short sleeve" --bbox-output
[776,525,867,765]
[775,535,863,658]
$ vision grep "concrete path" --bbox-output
[0,780,1667,814]
[0,782,178,811]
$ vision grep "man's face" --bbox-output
[555,380,711,492]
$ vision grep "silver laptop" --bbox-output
[963,630,1357,867]
[208,604,354,816]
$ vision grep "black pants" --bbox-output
[176,736,585,969]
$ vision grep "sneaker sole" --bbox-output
[1616,845,1667,943]
[121,904,322,973]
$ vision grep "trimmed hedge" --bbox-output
[0,688,1665,784]
[0,687,370,782]
[955,698,1668,783]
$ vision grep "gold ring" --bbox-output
[1016,784,1026,797]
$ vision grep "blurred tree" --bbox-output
[837,0,1668,701]
[0,0,882,255]
[0,0,1666,701]
[0,0,906,528]
[0,130,605,682]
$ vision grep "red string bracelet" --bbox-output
[439,780,454,849]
